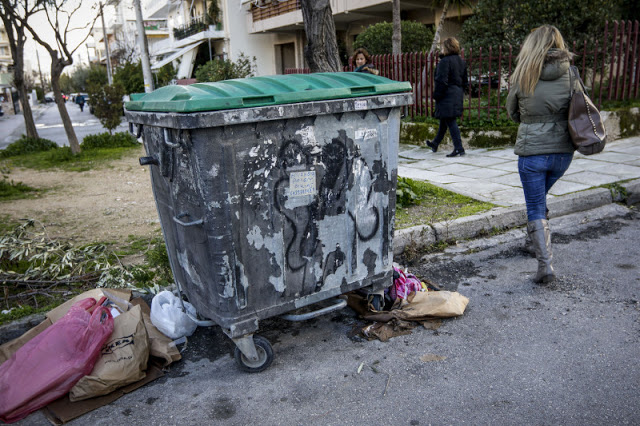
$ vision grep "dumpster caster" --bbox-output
[233,335,273,373]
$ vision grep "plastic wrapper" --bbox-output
[0,298,114,423]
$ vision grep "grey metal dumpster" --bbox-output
[125,72,413,372]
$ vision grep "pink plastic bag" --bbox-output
[0,298,114,423]
[388,266,425,300]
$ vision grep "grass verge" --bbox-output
[0,179,42,201]
[395,178,494,229]
[3,145,142,172]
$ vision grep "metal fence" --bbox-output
[286,20,639,120]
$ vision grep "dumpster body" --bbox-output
[126,73,413,371]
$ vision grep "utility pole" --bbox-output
[100,2,113,84]
[133,0,154,92]
[35,49,46,91]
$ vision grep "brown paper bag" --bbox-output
[131,297,181,367]
[69,305,149,402]
[397,291,469,319]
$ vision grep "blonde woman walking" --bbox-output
[506,25,575,284]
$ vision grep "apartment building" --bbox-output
[112,0,475,80]
[91,0,170,70]
[0,21,12,74]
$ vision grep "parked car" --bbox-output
[0,104,3,117]
[44,92,55,103]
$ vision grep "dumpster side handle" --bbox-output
[129,122,143,138]
[163,128,181,148]
[280,298,347,322]
[173,212,204,227]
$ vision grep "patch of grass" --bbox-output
[0,179,40,201]
[395,178,494,229]
[3,145,142,172]
[0,303,60,326]
[0,136,58,158]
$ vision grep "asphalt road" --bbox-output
[14,203,638,426]
[1,102,128,148]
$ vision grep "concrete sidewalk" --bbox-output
[394,136,640,253]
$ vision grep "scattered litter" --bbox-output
[150,291,198,340]
[420,354,447,362]
[348,265,469,342]
[357,362,364,374]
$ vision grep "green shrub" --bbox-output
[353,21,433,55]
[195,52,257,82]
[88,83,126,133]
[0,136,58,158]
[81,132,138,150]
[397,177,421,208]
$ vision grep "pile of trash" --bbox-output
[0,288,187,424]
[347,265,470,342]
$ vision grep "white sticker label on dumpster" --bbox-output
[355,128,378,140]
[288,171,316,197]
[354,100,368,110]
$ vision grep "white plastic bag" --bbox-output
[150,291,198,339]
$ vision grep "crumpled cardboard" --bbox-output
[0,288,182,424]
[349,290,469,342]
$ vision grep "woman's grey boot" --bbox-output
[527,219,555,284]
[523,208,549,257]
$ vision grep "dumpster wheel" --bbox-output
[234,335,274,373]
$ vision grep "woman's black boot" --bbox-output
[426,140,438,152]
[446,149,465,157]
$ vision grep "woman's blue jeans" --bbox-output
[518,153,573,221]
[432,117,464,151]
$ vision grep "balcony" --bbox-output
[173,17,222,40]
[251,0,300,22]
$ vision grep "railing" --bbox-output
[173,17,220,40]
[251,0,300,22]
[287,20,640,120]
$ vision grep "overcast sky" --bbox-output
[24,0,112,78]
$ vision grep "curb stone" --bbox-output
[393,182,638,256]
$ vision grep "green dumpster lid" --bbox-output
[125,72,412,113]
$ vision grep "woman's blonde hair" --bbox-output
[441,37,461,55]
[510,25,568,95]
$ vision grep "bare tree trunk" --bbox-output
[429,1,450,57]
[392,0,401,55]
[51,55,81,154]
[0,9,39,139]
[392,0,401,80]
[300,0,341,73]
[17,84,38,138]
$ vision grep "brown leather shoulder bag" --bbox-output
[568,66,607,155]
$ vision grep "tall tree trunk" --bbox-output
[0,11,39,139]
[51,55,81,154]
[392,0,401,55]
[429,1,451,57]
[300,0,341,72]
[17,84,38,138]
[392,0,401,80]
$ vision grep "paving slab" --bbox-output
[589,163,640,179]
[457,167,510,179]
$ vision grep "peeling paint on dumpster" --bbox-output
[127,91,412,337]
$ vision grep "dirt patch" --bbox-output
[0,147,160,244]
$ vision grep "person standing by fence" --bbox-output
[506,25,576,285]
[352,48,379,75]
[425,37,468,157]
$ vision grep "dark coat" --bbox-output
[355,63,379,75]
[433,53,468,119]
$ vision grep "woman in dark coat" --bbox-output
[426,37,469,157]
[352,48,379,75]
